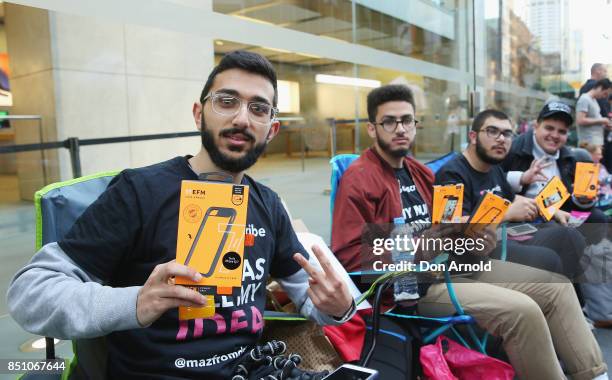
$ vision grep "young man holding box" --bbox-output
[7,51,354,378]
[332,84,606,380]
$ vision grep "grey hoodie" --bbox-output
[7,242,354,341]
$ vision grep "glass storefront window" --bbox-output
[214,0,470,70]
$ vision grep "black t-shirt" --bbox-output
[395,168,431,234]
[434,154,515,215]
[59,156,308,379]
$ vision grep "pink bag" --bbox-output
[420,336,515,380]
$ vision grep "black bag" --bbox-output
[360,314,416,380]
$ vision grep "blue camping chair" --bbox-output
[425,152,458,173]
[330,154,360,216]
[29,171,120,379]
[329,153,499,360]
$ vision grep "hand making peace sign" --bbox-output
[293,245,354,319]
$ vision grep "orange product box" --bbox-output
[175,180,249,319]
[535,176,569,221]
[465,192,511,237]
[432,184,464,224]
[573,162,600,199]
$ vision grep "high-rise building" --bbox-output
[567,30,583,73]
[526,0,570,72]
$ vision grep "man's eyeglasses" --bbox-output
[203,92,278,126]
[376,116,419,133]
[479,126,515,140]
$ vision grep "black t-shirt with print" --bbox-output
[59,156,308,379]
[394,168,431,234]
[434,154,515,215]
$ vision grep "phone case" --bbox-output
[573,162,599,199]
[535,176,569,221]
[465,192,510,237]
[183,206,236,277]
[432,184,464,224]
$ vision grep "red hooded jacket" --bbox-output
[331,147,434,273]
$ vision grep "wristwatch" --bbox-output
[332,299,356,322]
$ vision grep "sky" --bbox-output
[568,0,612,78]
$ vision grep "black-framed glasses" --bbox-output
[479,126,515,140]
[376,116,419,133]
[203,92,278,126]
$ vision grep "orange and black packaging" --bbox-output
[535,176,570,221]
[175,180,249,320]
[465,192,510,237]
[432,184,464,224]
[573,162,600,200]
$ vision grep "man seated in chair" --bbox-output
[500,101,609,246]
[435,109,587,279]
[7,50,355,379]
[331,84,607,380]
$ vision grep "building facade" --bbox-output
[0,0,594,200]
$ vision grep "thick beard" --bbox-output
[376,132,410,158]
[200,116,267,173]
[475,136,504,165]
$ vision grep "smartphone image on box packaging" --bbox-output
[441,196,458,222]
[183,206,236,277]
[583,172,596,193]
[465,192,510,237]
[574,162,599,199]
[535,176,570,221]
[323,364,379,380]
[472,207,501,225]
[432,184,464,224]
[542,189,563,208]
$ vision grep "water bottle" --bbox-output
[390,217,419,302]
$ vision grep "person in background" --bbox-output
[445,95,468,152]
[584,143,612,206]
[580,64,612,172]
[576,78,612,148]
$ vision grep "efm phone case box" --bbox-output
[535,176,569,221]
[175,180,249,319]
[573,162,599,199]
[432,184,464,224]
[465,192,510,237]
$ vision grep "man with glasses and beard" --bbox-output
[435,109,586,278]
[8,50,355,379]
[332,85,607,380]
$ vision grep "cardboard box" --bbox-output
[432,184,464,224]
[535,176,569,221]
[573,162,600,199]
[175,180,249,319]
[465,192,510,237]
